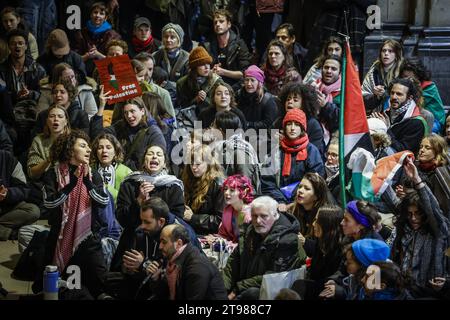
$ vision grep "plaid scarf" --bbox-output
[53,163,92,272]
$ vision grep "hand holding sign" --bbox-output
[95,55,142,104]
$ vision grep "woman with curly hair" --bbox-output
[182,144,225,235]
[90,133,132,202]
[34,79,90,136]
[275,82,325,155]
[217,174,254,243]
[34,129,109,298]
[362,39,404,112]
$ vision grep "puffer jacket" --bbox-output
[222,212,300,293]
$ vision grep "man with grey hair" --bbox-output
[222,196,299,300]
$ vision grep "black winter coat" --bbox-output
[0,55,46,103]
[187,177,225,235]
[223,212,300,293]
[387,115,426,155]
[202,30,252,87]
[237,90,279,131]
[153,244,227,300]
[37,50,87,83]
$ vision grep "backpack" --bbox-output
[13,99,38,130]
[12,229,49,281]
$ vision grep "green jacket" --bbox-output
[422,81,445,131]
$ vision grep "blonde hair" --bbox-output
[181,144,224,212]
[421,134,448,166]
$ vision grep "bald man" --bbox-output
[148,224,227,300]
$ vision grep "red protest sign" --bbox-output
[94,54,142,104]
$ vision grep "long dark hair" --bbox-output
[315,205,344,255]
[392,190,431,263]
[292,173,332,235]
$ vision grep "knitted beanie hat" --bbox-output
[352,239,390,267]
[244,65,265,83]
[189,46,213,69]
[162,23,184,45]
[283,108,307,131]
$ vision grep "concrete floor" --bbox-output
[0,221,48,298]
[0,237,32,296]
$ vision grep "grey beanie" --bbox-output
[162,23,184,44]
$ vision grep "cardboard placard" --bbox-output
[94,54,142,104]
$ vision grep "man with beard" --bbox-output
[109,197,200,299]
[371,78,426,154]
[146,224,227,300]
[315,55,342,145]
[202,9,252,89]
[222,196,299,300]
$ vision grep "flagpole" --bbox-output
[339,37,349,209]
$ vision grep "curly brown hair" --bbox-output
[90,133,125,165]
[50,129,90,164]
[278,82,320,119]
[105,39,128,54]
[182,144,224,212]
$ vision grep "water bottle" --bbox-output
[43,265,59,300]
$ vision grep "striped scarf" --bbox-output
[53,163,92,272]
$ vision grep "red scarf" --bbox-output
[418,160,438,172]
[264,65,286,95]
[53,163,92,272]
[280,135,309,177]
[132,35,154,53]
[166,244,187,300]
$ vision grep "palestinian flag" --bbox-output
[338,40,374,205]
[347,149,414,202]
